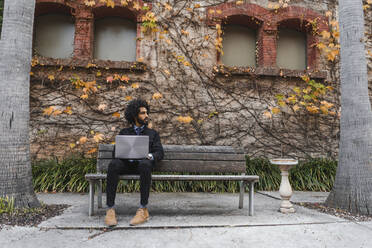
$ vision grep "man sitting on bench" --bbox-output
[105,99,164,226]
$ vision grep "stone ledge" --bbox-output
[214,65,327,79]
[33,56,147,72]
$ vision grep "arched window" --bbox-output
[219,15,260,67]
[276,28,307,70]
[34,3,75,59]
[94,17,136,61]
[222,24,256,67]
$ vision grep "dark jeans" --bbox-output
[106,158,154,207]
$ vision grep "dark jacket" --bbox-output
[118,126,164,163]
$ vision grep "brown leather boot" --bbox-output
[130,208,149,226]
[104,208,118,227]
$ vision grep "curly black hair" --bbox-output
[124,99,150,125]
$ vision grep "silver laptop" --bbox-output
[115,135,149,159]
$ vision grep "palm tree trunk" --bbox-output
[0,0,40,207]
[325,0,372,215]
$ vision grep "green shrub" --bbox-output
[0,196,15,214]
[32,155,337,193]
[32,154,95,193]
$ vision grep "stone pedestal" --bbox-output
[270,158,298,213]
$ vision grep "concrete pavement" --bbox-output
[1,191,371,248]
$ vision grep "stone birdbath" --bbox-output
[270,158,298,213]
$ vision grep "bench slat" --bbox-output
[85,173,259,181]
[98,144,244,154]
[98,151,245,161]
[97,159,246,173]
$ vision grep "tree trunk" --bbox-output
[0,0,40,208]
[325,0,372,215]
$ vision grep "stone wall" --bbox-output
[29,0,370,160]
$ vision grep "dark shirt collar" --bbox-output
[133,125,145,134]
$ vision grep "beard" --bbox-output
[137,117,149,126]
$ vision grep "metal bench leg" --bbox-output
[239,180,245,209]
[249,182,254,216]
[97,179,103,208]
[89,180,95,216]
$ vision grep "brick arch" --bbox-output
[35,1,75,17]
[207,2,271,25]
[93,0,148,22]
[273,6,328,32]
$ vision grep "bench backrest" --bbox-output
[97,144,246,174]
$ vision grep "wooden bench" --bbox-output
[85,144,259,216]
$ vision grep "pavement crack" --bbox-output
[86,227,116,240]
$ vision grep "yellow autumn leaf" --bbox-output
[194,4,201,8]
[320,100,334,109]
[330,20,338,27]
[48,75,55,81]
[177,116,193,124]
[93,133,104,142]
[79,136,88,144]
[86,63,97,68]
[131,83,140,89]
[272,107,281,114]
[301,74,310,82]
[306,105,319,114]
[209,9,215,14]
[98,103,107,111]
[320,105,329,115]
[43,106,55,116]
[293,105,300,112]
[152,92,163,100]
[87,148,97,154]
[80,94,89,99]
[121,0,128,6]
[321,31,331,39]
[125,96,133,101]
[164,3,172,10]
[325,11,332,17]
[52,110,62,116]
[137,57,144,63]
[183,61,191,66]
[30,71,34,76]
[63,106,72,115]
[317,42,326,50]
[263,111,272,119]
[236,0,244,5]
[31,57,39,67]
[181,30,189,36]
[121,75,130,82]
[69,143,76,149]
[164,69,171,75]
[96,71,102,77]
[112,112,121,118]
[278,100,286,107]
[84,0,96,6]
[106,0,115,8]
[133,1,141,10]
[216,10,222,14]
